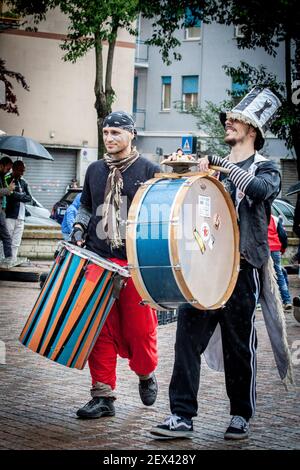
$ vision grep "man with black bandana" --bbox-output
[151,87,293,441]
[72,111,160,419]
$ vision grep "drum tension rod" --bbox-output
[128,264,181,270]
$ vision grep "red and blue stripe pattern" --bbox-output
[19,248,116,369]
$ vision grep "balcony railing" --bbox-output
[135,40,149,66]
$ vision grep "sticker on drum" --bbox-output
[208,234,215,250]
[213,213,221,230]
[193,228,206,254]
[198,195,211,218]
[200,222,210,241]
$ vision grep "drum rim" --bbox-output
[169,174,240,309]
[60,241,130,277]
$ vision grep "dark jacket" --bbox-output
[5,177,33,219]
[237,159,280,268]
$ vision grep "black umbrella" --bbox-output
[0,135,53,160]
[286,181,300,197]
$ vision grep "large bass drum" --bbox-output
[126,174,239,311]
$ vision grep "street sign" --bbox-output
[181,135,196,154]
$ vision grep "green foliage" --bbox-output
[0,58,29,115]
[174,99,229,157]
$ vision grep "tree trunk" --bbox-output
[94,28,117,159]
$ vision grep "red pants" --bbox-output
[88,258,158,389]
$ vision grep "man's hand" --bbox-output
[70,225,85,246]
[198,155,210,172]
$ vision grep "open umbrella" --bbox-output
[0,135,53,160]
[286,181,300,197]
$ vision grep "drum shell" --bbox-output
[19,243,128,369]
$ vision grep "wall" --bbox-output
[0,8,135,150]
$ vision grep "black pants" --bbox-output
[169,261,260,421]
[0,211,12,258]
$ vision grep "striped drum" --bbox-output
[19,242,129,369]
[126,175,239,311]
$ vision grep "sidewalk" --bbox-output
[0,271,299,450]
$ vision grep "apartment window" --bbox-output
[182,76,199,110]
[184,8,201,40]
[161,76,171,111]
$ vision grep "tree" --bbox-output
[7,0,139,158]
[0,58,29,115]
[197,0,300,175]
[145,1,300,173]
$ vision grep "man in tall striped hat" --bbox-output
[151,87,293,441]
[71,111,160,419]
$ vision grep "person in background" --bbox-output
[5,160,34,261]
[61,193,81,240]
[65,178,79,193]
[0,157,14,267]
[268,214,292,311]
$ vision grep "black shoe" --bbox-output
[139,373,158,406]
[150,414,194,439]
[76,397,115,419]
[293,296,300,307]
[224,415,249,440]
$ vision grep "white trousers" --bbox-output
[6,218,25,259]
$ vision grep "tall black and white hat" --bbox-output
[220,86,281,150]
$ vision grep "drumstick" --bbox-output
[209,165,230,174]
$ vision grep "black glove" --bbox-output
[70,225,85,245]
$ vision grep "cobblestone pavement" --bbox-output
[0,271,299,451]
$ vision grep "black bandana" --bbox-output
[102,111,136,135]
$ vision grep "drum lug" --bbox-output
[174,264,181,271]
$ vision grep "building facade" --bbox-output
[0,8,135,209]
[134,15,295,176]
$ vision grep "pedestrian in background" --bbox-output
[61,193,81,240]
[5,160,34,261]
[0,156,14,267]
[268,214,292,311]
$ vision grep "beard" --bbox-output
[224,135,237,147]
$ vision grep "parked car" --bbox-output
[50,188,82,224]
[25,198,60,227]
[272,198,295,230]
